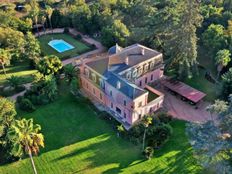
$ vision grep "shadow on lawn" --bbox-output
[51,132,200,174]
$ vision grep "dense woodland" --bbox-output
[0,0,232,173]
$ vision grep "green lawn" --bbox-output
[0,62,37,86]
[38,33,92,60]
[146,88,159,102]
[0,83,202,174]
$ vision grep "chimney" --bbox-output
[116,81,121,89]
[125,56,129,65]
[141,48,145,55]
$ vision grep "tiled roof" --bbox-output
[105,71,146,99]
[85,44,162,99]
[86,58,109,75]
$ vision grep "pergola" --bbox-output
[161,78,206,104]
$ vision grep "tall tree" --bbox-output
[215,49,231,79]
[24,32,41,63]
[0,97,16,163]
[36,55,62,76]
[0,49,11,77]
[142,116,152,151]
[101,19,130,47]
[0,27,25,61]
[0,97,16,140]
[152,0,203,78]
[46,7,54,34]
[222,68,232,99]
[41,16,47,35]
[202,24,226,55]
[7,118,44,174]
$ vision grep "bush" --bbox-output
[15,86,25,93]
[63,27,69,34]
[18,98,36,112]
[143,146,154,160]
[147,124,173,148]
[156,112,173,124]
[128,124,144,140]
[76,34,82,40]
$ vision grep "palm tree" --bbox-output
[142,116,152,151]
[41,16,47,35]
[64,64,77,84]
[116,124,125,137]
[0,48,11,77]
[7,118,44,174]
[46,7,53,34]
[7,75,23,90]
[215,49,231,80]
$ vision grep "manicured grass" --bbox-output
[0,83,202,174]
[38,33,92,60]
[146,88,159,102]
[0,62,37,86]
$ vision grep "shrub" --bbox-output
[156,112,173,124]
[91,44,96,49]
[143,146,154,160]
[128,124,144,140]
[63,27,69,34]
[18,98,36,112]
[76,34,82,40]
[15,86,25,93]
[147,124,173,148]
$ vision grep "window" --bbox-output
[111,102,113,108]
[145,77,148,83]
[86,83,89,89]
[138,101,142,107]
[139,114,142,119]
[110,90,113,96]
[100,93,102,100]
[132,69,137,78]
[124,100,126,106]
[93,88,95,94]
[144,64,149,72]
[84,68,89,77]
[116,107,121,114]
[92,73,96,82]
[139,81,142,87]
[150,61,154,69]
[124,112,126,118]
[126,72,131,80]
[151,74,153,81]
[100,79,104,89]
[138,67,143,76]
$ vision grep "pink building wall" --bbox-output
[135,68,164,88]
[80,64,165,126]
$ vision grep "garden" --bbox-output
[0,81,202,174]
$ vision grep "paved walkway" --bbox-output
[10,83,32,101]
[9,28,105,101]
[162,88,214,123]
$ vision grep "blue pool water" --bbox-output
[48,40,74,53]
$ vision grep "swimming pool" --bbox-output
[48,39,74,53]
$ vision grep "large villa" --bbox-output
[80,44,165,129]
